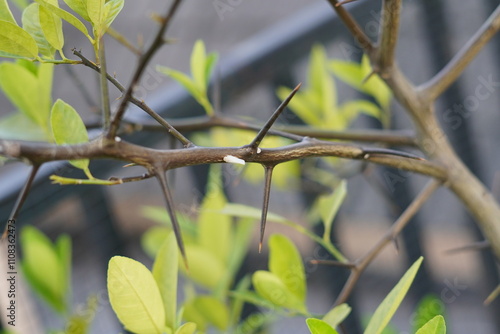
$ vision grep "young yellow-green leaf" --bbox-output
[322,303,351,329]
[55,234,72,300]
[108,256,166,334]
[23,3,57,58]
[317,180,346,242]
[0,20,38,58]
[11,0,28,10]
[205,52,218,87]
[309,44,336,116]
[20,226,67,313]
[141,225,170,257]
[198,166,232,264]
[180,245,225,289]
[152,233,178,331]
[63,0,90,21]
[36,0,92,40]
[412,295,445,333]
[192,296,230,330]
[220,203,288,223]
[268,234,306,303]
[0,62,47,126]
[252,270,306,312]
[39,1,64,51]
[50,99,89,170]
[359,55,392,111]
[0,112,50,141]
[157,66,214,116]
[0,0,17,24]
[276,87,321,126]
[364,257,424,334]
[87,0,105,35]
[415,315,446,334]
[191,40,207,92]
[175,322,197,334]
[103,0,123,29]
[306,318,339,334]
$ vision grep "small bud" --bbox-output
[223,155,245,165]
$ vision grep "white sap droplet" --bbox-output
[257,148,262,154]
[114,136,122,142]
[223,155,246,165]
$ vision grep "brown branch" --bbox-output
[106,0,191,148]
[98,38,111,131]
[376,0,402,75]
[334,179,441,305]
[325,0,375,54]
[420,4,500,100]
[0,138,446,179]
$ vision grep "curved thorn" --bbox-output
[155,170,188,268]
[2,164,40,240]
[259,164,275,253]
[250,83,301,150]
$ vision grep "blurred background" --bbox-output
[0,0,500,333]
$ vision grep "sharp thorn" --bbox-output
[259,165,274,253]
[155,170,187,266]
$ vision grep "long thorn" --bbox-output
[249,83,301,149]
[155,170,188,267]
[259,165,275,253]
[2,165,40,239]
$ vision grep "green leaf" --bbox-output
[309,44,336,116]
[55,234,72,301]
[322,303,351,329]
[415,315,446,334]
[306,318,339,334]
[174,322,196,334]
[86,0,104,32]
[0,112,50,141]
[11,0,29,10]
[103,0,123,29]
[0,62,48,127]
[276,86,321,126]
[205,53,218,87]
[20,226,67,313]
[198,166,232,264]
[66,295,98,334]
[141,226,171,259]
[338,100,382,127]
[157,65,214,116]
[50,99,89,171]
[152,233,178,331]
[412,295,445,333]
[36,0,92,40]
[108,256,166,334]
[23,3,56,58]
[252,270,305,312]
[192,296,230,330]
[0,0,17,24]
[0,20,38,58]
[39,0,64,51]
[364,257,424,334]
[191,40,207,92]
[180,245,225,289]
[359,55,392,111]
[229,275,252,326]
[268,234,306,303]
[317,180,346,242]
[220,203,288,223]
[63,0,90,21]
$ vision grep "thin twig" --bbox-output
[309,259,356,269]
[334,179,441,305]
[445,240,490,254]
[376,0,402,75]
[325,0,375,54]
[249,83,301,150]
[98,38,111,131]
[107,0,191,148]
[420,4,500,100]
[106,26,142,56]
[2,165,40,238]
[74,49,193,147]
